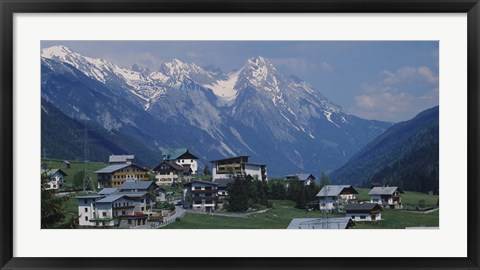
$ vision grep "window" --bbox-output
[84,199,88,204]
[84,208,88,213]
[206,201,213,204]
[141,199,144,203]
[128,219,132,224]
[122,211,126,215]
[360,216,366,219]
[102,212,107,217]
[85,216,88,221]
[191,160,193,162]
[141,207,144,211]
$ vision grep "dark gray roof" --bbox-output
[118,192,148,198]
[285,173,315,181]
[183,180,218,187]
[345,203,382,212]
[368,186,402,195]
[119,181,156,190]
[98,188,118,195]
[213,178,234,187]
[95,164,130,174]
[316,185,358,197]
[75,195,104,199]
[96,194,128,203]
[41,168,68,177]
[287,217,353,229]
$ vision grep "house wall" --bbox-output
[244,164,263,180]
[97,165,149,188]
[45,171,65,190]
[184,183,217,211]
[319,197,338,211]
[346,212,382,221]
[111,198,135,217]
[77,198,97,227]
[155,174,177,186]
[370,195,403,209]
[175,158,198,174]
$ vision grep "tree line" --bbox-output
[226,173,330,212]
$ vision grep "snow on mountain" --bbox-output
[203,70,240,106]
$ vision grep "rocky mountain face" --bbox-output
[41,46,392,176]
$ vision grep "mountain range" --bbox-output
[41,45,393,176]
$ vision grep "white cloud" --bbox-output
[382,66,438,85]
[350,66,439,122]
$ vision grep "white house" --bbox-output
[182,180,218,212]
[211,156,267,181]
[345,203,383,221]
[162,148,199,174]
[76,182,157,227]
[368,186,404,209]
[316,185,359,212]
[41,168,67,190]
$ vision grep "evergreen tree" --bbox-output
[227,177,249,212]
[319,172,330,189]
[203,165,211,176]
[295,187,307,209]
[41,173,77,228]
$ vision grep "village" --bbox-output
[41,148,439,229]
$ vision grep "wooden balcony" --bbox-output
[192,196,216,201]
[192,189,217,194]
[113,205,134,210]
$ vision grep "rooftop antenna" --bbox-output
[73,126,98,192]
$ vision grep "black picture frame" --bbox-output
[1,0,479,269]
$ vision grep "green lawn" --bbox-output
[164,189,440,229]
[164,200,343,229]
[355,187,439,210]
[43,159,108,190]
[354,209,439,229]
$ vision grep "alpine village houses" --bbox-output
[316,185,359,212]
[211,156,268,181]
[368,186,404,209]
[96,155,149,189]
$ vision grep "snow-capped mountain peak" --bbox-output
[41,45,75,60]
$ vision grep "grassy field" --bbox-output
[354,208,438,229]
[165,189,439,229]
[43,159,108,190]
[355,188,439,210]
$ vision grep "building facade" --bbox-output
[182,181,218,212]
[153,160,191,186]
[316,185,359,212]
[96,164,149,188]
[345,203,383,221]
[368,186,404,209]
[41,168,67,190]
[211,156,267,181]
[162,148,199,174]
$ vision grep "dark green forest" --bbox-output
[330,106,439,193]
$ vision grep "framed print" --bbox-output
[1,0,479,269]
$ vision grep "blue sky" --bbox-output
[41,41,439,122]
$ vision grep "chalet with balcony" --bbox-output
[153,160,192,186]
[95,164,149,189]
[316,185,359,212]
[368,186,404,209]
[284,173,316,187]
[345,203,383,221]
[162,148,199,174]
[76,191,153,228]
[41,168,67,190]
[211,156,267,181]
[182,180,218,212]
